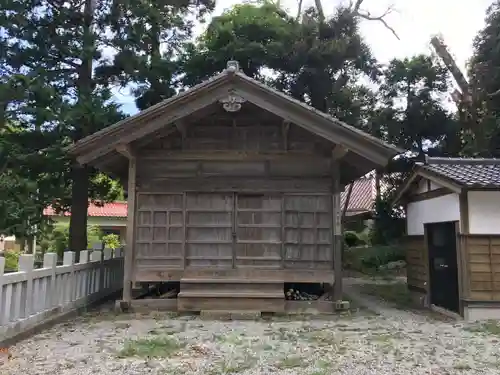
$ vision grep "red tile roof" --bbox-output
[341,176,389,215]
[44,202,127,218]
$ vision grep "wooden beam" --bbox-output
[122,153,137,305]
[115,144,134,160]
[174,121,187,149]
[282,120,290,151]
[342,182,354,221]
[331,159,343,302]
[140,150,329,161]
[406,187,453,203]
[134,126,177,149]
[331,144,349,160]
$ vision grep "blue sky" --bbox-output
[113,0,493,115]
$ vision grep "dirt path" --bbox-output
[343,277,427,321]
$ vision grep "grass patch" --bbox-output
[208,356,257,374]
[118,336,184,358]
[464,320,500,336]
[358,282,414,309]
[276,355,306,369]
[306,330,343,348]
[454,362,472,370]
[213,332,244,346]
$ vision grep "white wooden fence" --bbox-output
[0,249,124,341]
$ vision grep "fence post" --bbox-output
[63,251,75,305]
[79,250,89,300]
[0,257,5,322]
[43,253,57,310]
[91,251,102,294]
[103,248,112,291]
[18,254,34,318]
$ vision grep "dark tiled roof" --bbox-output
[421,157,500,188]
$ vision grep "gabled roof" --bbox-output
[44,202,127,218]
[67,61,402,169]
[393,156,500,205]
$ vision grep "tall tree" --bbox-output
[181,2,379,124]
[378,55,459,157]
[0,0,124,253]
[468,1,500,157]
[97,0,215,110]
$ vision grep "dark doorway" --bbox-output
[426,221,460,313]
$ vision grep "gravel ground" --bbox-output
[2,304,500,375]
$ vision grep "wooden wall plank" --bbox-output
[403,235,428,292]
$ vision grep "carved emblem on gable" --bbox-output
[219,90,246,112]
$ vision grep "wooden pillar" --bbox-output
[118,145,136,305]
[331,160,343,301]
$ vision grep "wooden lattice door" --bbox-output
[235,194,282,268]
[185,192,234,268]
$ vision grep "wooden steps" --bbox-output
[177,277,285,313]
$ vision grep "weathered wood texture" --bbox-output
[131,118,339,282]
[461,235,500,301]
[403,235,428,292]
[134,193,333,272]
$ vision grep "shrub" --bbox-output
[343,245,405,272]
[102,233,121,249]
[344,231,361,247]
[4,250,20,272]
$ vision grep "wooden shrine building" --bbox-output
[68,61,400,313]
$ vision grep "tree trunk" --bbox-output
[314,0,325,22]
[69,164,89,256]
[69,0,93,259]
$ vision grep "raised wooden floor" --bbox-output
[177,277,285,313]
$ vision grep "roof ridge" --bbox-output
[426,156,500,165]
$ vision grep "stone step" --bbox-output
[178,291,284,299]
[178,295,284,312]
[180,278,283,293]
[200,310,261,320]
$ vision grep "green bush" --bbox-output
[88,225,104,246]
[344,231,361,247]
[39,225,69,259]
[343,245,405,272]
[102,233,121,249]
[39,224,108,258]
[4,251,20,272]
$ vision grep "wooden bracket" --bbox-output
[331,144,348,161]
[115,144,135,160]
[174,121,187,137]
[282,120,291,151]
[175,121,187,149]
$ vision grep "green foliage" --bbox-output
[38,224,112,258]
[376,54,460,156]
[38,225,69,259]
[87,226,104,247]
[4,251,20,272]
[343,245,405,272]
[0,0,128,248]
[370,198,406,246]
[102,234,121,249]
[344,231,362,247]
[468,1,500,157]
